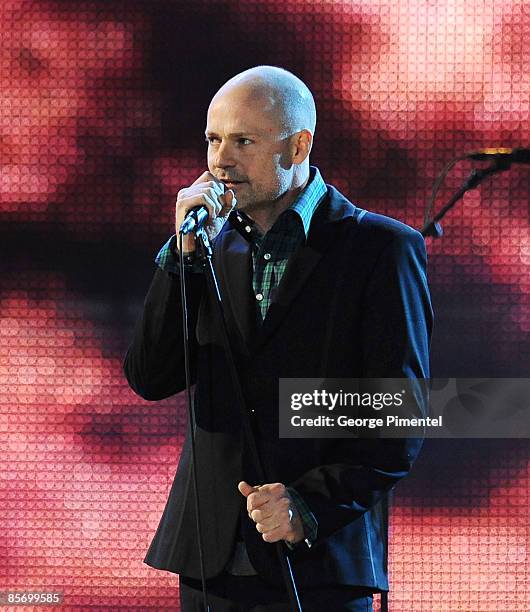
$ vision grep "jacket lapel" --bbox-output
[259,186,358,343]
[214,225,257,353]
[258,244,322,341]
[197,186,360,352]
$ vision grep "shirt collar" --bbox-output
[228,165,327,241]
[288,165,327,237]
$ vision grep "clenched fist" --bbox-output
[175,171,236,253]
[238,481,304,545]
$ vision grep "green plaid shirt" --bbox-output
[245,167,326,320]
[155,166,327,548]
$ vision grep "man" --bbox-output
[124,65,433,611]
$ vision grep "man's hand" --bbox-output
[238,481,304,545]
[175,171,236,253]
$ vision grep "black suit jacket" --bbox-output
[123,184,433,592]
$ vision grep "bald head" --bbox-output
[212,66,316,137]
[205,66,316,224]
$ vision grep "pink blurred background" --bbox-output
[1,1,528,610]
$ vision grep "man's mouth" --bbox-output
[220,179,245,189]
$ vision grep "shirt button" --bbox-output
[263,253,271,261]
[256,293,263,301]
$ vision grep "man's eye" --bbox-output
[238,138,252,145]
[205,137,220,145]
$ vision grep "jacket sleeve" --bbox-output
[123,263,205,401]
[289,227,433,541]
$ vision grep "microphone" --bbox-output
[466,147,530,164]
[180,206,209,235]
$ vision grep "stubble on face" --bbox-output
[205,84,296,223]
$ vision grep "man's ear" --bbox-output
[292,129,313,163]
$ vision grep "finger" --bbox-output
[254,496,289,523]
[211,179,226,197]
[238,481,256,498]
[261,523,288,543]
[247,490,272,513]
[249,498,274,519]
[220,189,237,214]
[249,507,274,524]
[201,188,223,217]
[247,482,285,512]
[176,191,219,225]
[191,170,218,186]
[190,173,225,203]
[255,517,281,534]
[254,511,286,532]
[177,182,224,217]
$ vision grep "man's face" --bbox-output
[205,87,295,213]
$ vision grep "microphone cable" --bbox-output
[177,231,210,612]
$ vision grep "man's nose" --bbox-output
[214,140,236,168]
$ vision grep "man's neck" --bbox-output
[248,174,310,234]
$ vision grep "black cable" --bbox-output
[422,154,469,237]
[194,229,303,612]
[421,155,511,237]
[423,155,467,227]
[178,232,210,612]
[173,222,302,611]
